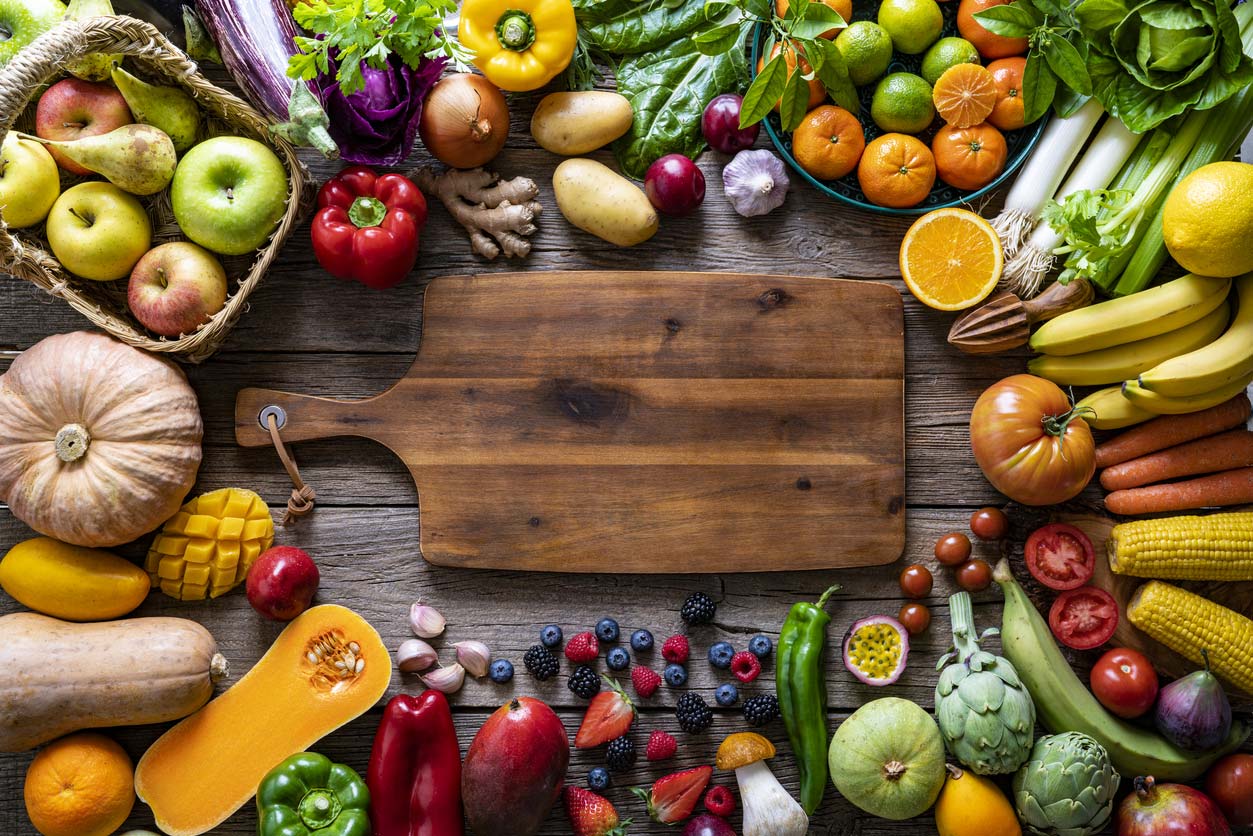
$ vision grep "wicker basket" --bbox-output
[0,16,314,363]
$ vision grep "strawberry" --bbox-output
[730,650,761,683]
[565,631,600,664]
[564,786,631,836]
[661,634,689,664]
[630,666,661,699]
[645,730,677,761]
[575,676,635,748]
[630,765,713,825]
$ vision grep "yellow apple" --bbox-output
[46,182,152,282]
[0,133,60,228]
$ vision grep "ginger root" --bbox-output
[412,167,542,260]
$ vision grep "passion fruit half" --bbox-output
[843,615,910,686]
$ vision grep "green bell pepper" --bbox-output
[257,752,371,836]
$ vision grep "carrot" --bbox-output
[1100,430,1253,490]
[1104,467,1253,515]
[1094,393,1251,469]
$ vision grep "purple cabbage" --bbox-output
[320,55,446,166]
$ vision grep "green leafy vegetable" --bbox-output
[974,0,1091,119]
[1042,188,1137,285]
[579,0,713,53]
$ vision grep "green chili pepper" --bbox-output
[256,752,371,836]
[777,583,841,815]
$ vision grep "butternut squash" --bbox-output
[0,613,227,752]
[0,537,150,621]
[134,604,392,836]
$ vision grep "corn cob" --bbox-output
[1127,581,1253,694]
[1108,512,1253,580]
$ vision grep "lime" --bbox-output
[835,21,895,86]
[921,37,981,86]
[871,72,936,133]
[878,0,944,54]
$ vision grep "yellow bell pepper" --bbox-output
[459,0,577,92]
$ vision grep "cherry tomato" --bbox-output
[970,507,1009,540]
[899,564,934,599]
[1090,647,1159,718]
[1205,753,1253,827]
[898,603,932,634]
[1025,523,1095,591]
[1048,587,1119,650]
[970,375,1096,505]
[956,559,992,592]
[935,532,972,566]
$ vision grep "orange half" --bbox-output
[933,63,998,128]
[899,208,1003,310]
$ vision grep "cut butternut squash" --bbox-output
[134,605,391,836]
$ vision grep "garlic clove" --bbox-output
[421,663,466,694]
[454,640,491,678]
[396,638,437,673]
[410,601,446,638]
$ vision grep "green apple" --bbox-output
[171,136,288,256]
[0,133,60,228]
[0,0,65,66]
[46,182,152,282]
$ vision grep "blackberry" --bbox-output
[675,693,714,733]
[567,664,601,698]
[748,635,773,658]
[681,592,716,625]
[606,647,630,671]
[743,694,780,727]
[540,624,563,648]
[707,641,734,669]
[587,767,611,791]
[595,618,620,643]
[663,663,688,687]
[489,659,514,683]
[605,735,637,772]
[523,644,559,681]
[715,683,739,706]
[630,629,654,651]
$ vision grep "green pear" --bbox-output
[111,65,200,153]
[63,0,120,81]
[24,124,176,195]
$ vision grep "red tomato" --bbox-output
[935,532,972,566]
[899,603,932,634]
[1049,587,1119,650]
[970,375,1096,505]
[899,564,934,599]
[970,507,1009,540]
[1205,754,1253,827]
[1025,523,1095,590]
[1090,647,1158,718]
[957,559,993,592]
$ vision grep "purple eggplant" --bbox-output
[1155,652,1232,751]
[683,814,738,836]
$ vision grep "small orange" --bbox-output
[933,122,1007,190]
[24,732,135,836]
[958,0,1029,59]
[759,41,827,112]
[776,0,853,36]
[900,207,1003,310]
[987,56,1028,130]
[933,63,998,127]
[792,105,866,180]
[858,133,937,209]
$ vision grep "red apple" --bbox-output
[246,546,319,621]
[1118,776,1232,836]
[35,78,132,174]
[128,242,228,337]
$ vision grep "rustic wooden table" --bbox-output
[2,82,1250,834]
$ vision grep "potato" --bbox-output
[553,159,659,247]
[531,92,633,156]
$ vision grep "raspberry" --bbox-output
[661,634,689,664]
[704,785,736,817]
[730,650,761,683]
[565,631,600,664]
[645,730,678,761]
[631,666,662,698]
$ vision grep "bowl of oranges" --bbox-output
[752,0,1048,214]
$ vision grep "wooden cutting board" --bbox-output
[235,272,905,573]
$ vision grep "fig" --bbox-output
[683,813,738,836]
[1117,776,1232,836]
[1155,653,1232,751]
[245,546,319,621]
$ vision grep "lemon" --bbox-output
[921,37,981,86]
[1163,161,1253,278]
[835,21,895,85]
[878,0,944,54]
[871,72,936,134]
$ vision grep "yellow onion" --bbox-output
[418,73,509,169]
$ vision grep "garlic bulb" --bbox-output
[409,601,446,638]
[396,639,437,673]
[421,663,466,694]
[722,149,789,217]
[454,640,491,677]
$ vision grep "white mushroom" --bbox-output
[715,732,808,836]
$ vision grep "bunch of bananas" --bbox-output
[1027,274,1253,428]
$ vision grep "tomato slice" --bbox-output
[1025,523,1095,591]
[1049,587,1119,650]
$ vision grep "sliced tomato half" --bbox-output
[1049,587,1119,651]
[1025,523,1095,591]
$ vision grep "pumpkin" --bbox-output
[0,331,203,547]
[0,537,150,621]
[135,604,392,836]
[828,697,947,820]
[935,765,1022,836]
[24,732,136,836]
[0,612,227,752]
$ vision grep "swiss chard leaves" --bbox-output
[578,0,712,54]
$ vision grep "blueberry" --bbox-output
[664,663,688,687]
[606,647,630,671]
[748,635,773,658]
[489,659,514,683]
[708,641,735,669]
[715,683,739,706]
[540,625,563,648]
[595,618,620,643]
[587,767,611,791]
[630,629,654,651]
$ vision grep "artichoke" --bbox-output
[935,591,1036,775]
[1012,732,1120,836]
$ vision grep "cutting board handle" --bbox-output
[234,387,387,448]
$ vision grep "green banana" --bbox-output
[1139,273,1253,397]
[1075,386,1155,430]
[1123,369,1253,414]
[1029,274,1230,356]
[994,559,1249,781]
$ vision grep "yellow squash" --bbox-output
[0,537,149,621]
[934,765,1021,836]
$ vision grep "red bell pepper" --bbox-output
[311,165,427,290]
[367,691,464,836]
